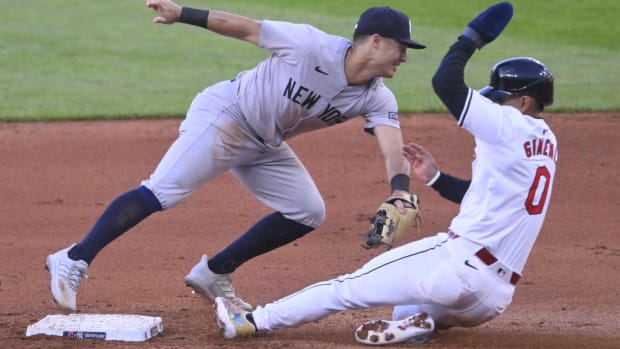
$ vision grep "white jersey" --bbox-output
[232,20,400,147]
[449,89,558,273]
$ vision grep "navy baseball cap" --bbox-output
[354,7,426,49]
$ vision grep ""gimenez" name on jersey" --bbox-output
[523,137,558,162]
[283,78,347,125]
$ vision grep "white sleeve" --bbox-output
[458,89,515,145]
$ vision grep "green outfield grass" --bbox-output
[2,0,618,120]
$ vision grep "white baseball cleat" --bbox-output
[355,312,435,345]
[184,254,252,311]
[45,244,89,313]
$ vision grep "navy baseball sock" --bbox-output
[208,212,314,274]
[68,186,162,264]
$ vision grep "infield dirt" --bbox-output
[1,113,618,348]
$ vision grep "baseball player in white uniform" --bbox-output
[45,0,426,313]
[214,2,558,345]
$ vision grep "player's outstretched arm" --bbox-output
[360,127,421,250]
[146,0,261,45]
[403,143,470,204]
[373,126,409,186]
[402,143,439,184]
[146,0,181,24]
[204,11,261,44]
[432,2,513,119]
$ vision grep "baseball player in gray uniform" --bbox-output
[45,0,426,313]
[214,2,558,345]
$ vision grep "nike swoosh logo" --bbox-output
[314,66,328,75]
[464,259,478,270]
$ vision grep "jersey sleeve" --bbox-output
[363,82,401,134]
[258,20,317,63]
[458,89,515,145]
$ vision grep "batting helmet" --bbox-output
[480,57,554,107]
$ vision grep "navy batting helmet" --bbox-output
[480,57,554,107]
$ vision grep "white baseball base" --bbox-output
[26,314,163,342]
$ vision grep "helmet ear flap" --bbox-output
[480,85,511,102]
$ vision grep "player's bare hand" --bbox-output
[402,143,439,183]
[390,189,410,214]
[146,0,182,24]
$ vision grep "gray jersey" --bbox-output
[233,20,401,147]
[141,20,404,225]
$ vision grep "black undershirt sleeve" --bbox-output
[429,37,477,203]
[430,172,471,204]
[431,38,478,120]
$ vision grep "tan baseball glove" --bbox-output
[362,192,421,249]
